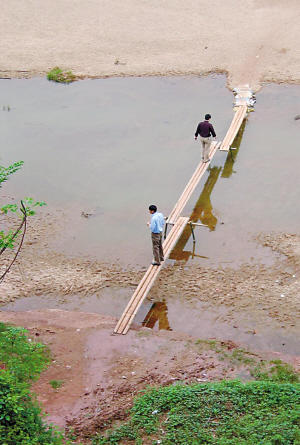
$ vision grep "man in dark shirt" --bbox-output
[194,114,217,163]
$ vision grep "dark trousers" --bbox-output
[151,232,164,263]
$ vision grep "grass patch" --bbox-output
[47,66,75,83]
[92,380,300,444]
[196,339,257,367]
[252,359,300,384]
[49,379,65,389]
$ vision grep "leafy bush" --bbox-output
[0,371,62,445]
[0,323,63,444]
[0,323,50,383]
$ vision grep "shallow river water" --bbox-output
[1,75,300,353]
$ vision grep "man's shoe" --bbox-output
[151,262,161,266]
[204,158,210,163]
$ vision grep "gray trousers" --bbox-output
[200,136,211,161]
[151,232,164,263]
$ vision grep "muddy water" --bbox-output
[3,290,299,355]
[2,76,300,267]
[1,76,300,353]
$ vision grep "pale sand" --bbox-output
[1,0,300,91]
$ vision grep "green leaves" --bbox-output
[0,323,63,444]
[0,198,46,255]
[1,198,46,219]
[0,162,24,187]
[0,323,50,384]
[93,380,300,444]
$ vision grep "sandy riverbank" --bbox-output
[1,0,300,91]
[1,210,300,346]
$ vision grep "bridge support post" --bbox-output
[190,222,196,243]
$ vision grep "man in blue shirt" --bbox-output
[147,205,165,266]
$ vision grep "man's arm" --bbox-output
[195,123,200,140]
[149,216,156,232]
[209,123,216,138]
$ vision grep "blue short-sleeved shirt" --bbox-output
[150,212,165,234]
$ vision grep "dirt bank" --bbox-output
[0,308,299,442]
[1,0,300,91]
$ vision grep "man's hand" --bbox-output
[195,137,197,140]
[147,222,150,226]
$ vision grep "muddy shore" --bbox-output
[1,211,300,335]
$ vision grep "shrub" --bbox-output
[0,371,62,445]
[0,323,63,444]
[47,67,75,83]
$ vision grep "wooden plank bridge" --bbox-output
[114,217,189,335]
[114,87,254,335]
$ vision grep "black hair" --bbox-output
[149,205,157,212]
[205,114,211,120]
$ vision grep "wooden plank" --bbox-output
[115,218,187,334]
[121,217,188,334]
[219,105,247,151]
[220,108,241,151]
[167,143,217,223]
[222,106,244,149]
[167,141,220,224]
[223,106,244,147]
[114,217,189,334]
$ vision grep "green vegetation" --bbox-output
[91,340,300,445]
[0,322,64,444]
[92,380,300,444]
[1,320,299,445]
[195,339,300,383]
[0,161,24,187]
[252,359,300,384]
[49,379,65,389]
[0,161,46,282]
[47,67,76,83]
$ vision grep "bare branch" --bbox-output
[0,201,27,283]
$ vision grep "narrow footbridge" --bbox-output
[114,85,255,335]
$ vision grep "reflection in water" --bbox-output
[142,301,172,330]
[170,118,247,261]
[170,166,221,261]
[221,120,246,178]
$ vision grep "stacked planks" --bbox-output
[219,105,247,151]
[166,141,221,225]
[114,217,189,335]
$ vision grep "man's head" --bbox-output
[205,114,211,121]
[149,204,157,214]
